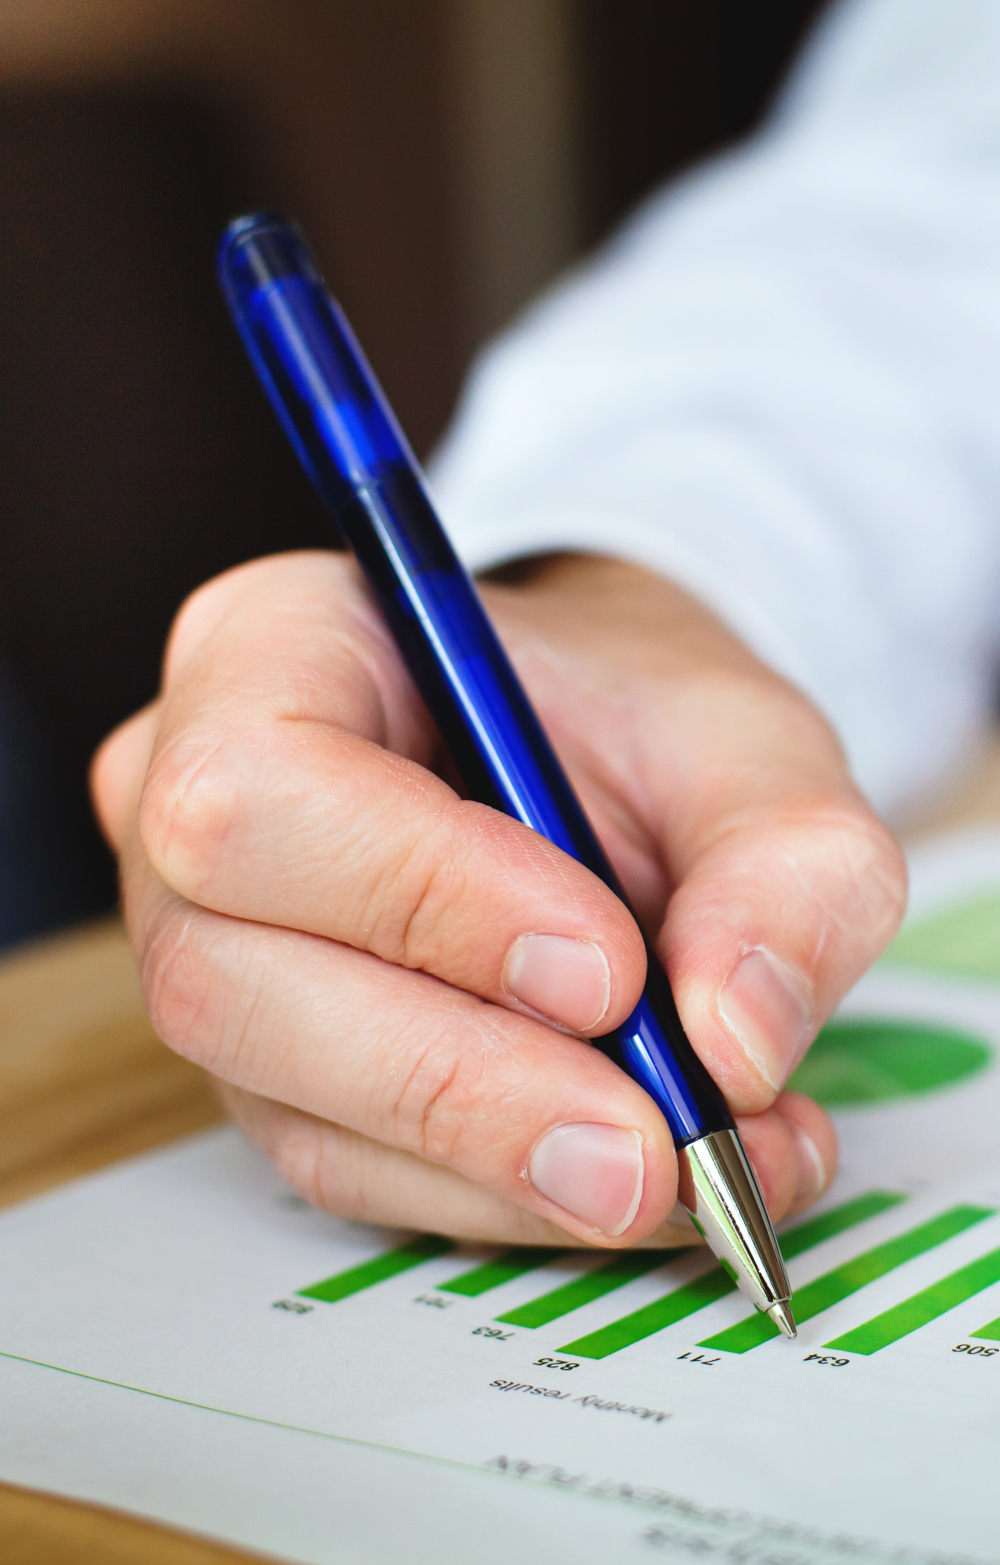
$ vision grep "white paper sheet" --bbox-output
[4,827,1000,1565]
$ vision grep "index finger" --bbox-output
[133,552,650,1038]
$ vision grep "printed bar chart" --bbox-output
[293,1190,938,1356]
[971,1315,1000,1342]
[297,1235,454,1303]
[495,1250,684,1329]
[440,1249,562,1298]
[700,1205,994,1354]
[557,1190,906,1360]
[826,1247,1000,1354]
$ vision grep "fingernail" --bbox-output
[717,948,812,1090]
[793,1124,828,1201]
[528,1122,644,1236]
[504,934,611,1032]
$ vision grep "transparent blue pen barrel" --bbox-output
[219,215,734,1146]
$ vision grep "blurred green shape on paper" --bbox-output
[883,891,1000,981]
[788,1018,990,1107]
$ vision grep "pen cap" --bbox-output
[218,214,420,514]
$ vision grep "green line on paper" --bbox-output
[787,1018,990,1107]
[498,1251,692,1330]
[826,1247,1000,1354]
[700,1205,994,1354]
[557,1190,904,1359]
[440,1248,562,1297]
[298,1235,454,1303]
[971,1315,1000,1342]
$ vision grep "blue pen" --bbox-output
[218,213,795,1334]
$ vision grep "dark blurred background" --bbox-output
[0,0,827,946]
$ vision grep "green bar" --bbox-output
[780,1190,909,1260]
[826,1247,1000,1354]
[496,1251,687,1329]
[558,1266,734,1359]
[298,1235,454,1303]
[971,1315,1000,1342]
[700,1205,994,1354]
[439,1248,562,1298]
[556,1191,906,1360]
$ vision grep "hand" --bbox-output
[92,550,905,1247]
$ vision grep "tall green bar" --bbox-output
[828,1247,1000,1354]
[557,1266,734,1358]
[298,1235,454,1303]
[699,1205,994,1354]
[440,1248,562,1298]
[556,1190,905,1359]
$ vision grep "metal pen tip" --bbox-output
[768,1300,797,1338]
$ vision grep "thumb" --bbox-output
[655,661,907,1114]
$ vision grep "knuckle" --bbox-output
[265,1111,394,1228]
[140,900,266,1081]
[814,804,908,953]
[396,827,475,972]
[367,803,556,977]
[268,1115,330,1211]
[138,734,237,895]
[383,1004,509,1165]
[357,804,479,971]
[139,898,217,1064]
[390,1036,467,1163]
[384,1004,532,1172]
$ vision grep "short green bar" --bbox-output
[826,1246,1000,1354]
[700,1204,994,1354]
[440,1248,562,1298]
[554,1190,905,1360]
[496,1251,686,1329]
[971,1315,1000,1342]
[298,1234,454,1303]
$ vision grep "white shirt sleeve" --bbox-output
[429,0,1000,818]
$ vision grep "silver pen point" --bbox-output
[677,1129,794,1322]
[767,1300,797,1339]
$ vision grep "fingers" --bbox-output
[660,711,907,1113]
[124,845,678,1247]
[130,551,647,1038]
[648,605,907,1116]
[223,1084,833,1244]
[489,560,908,1116]
[736,1090,838,1221]
[224,1082,583,1244]
[221,1085,690,1246]
[122,830,832,1246]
